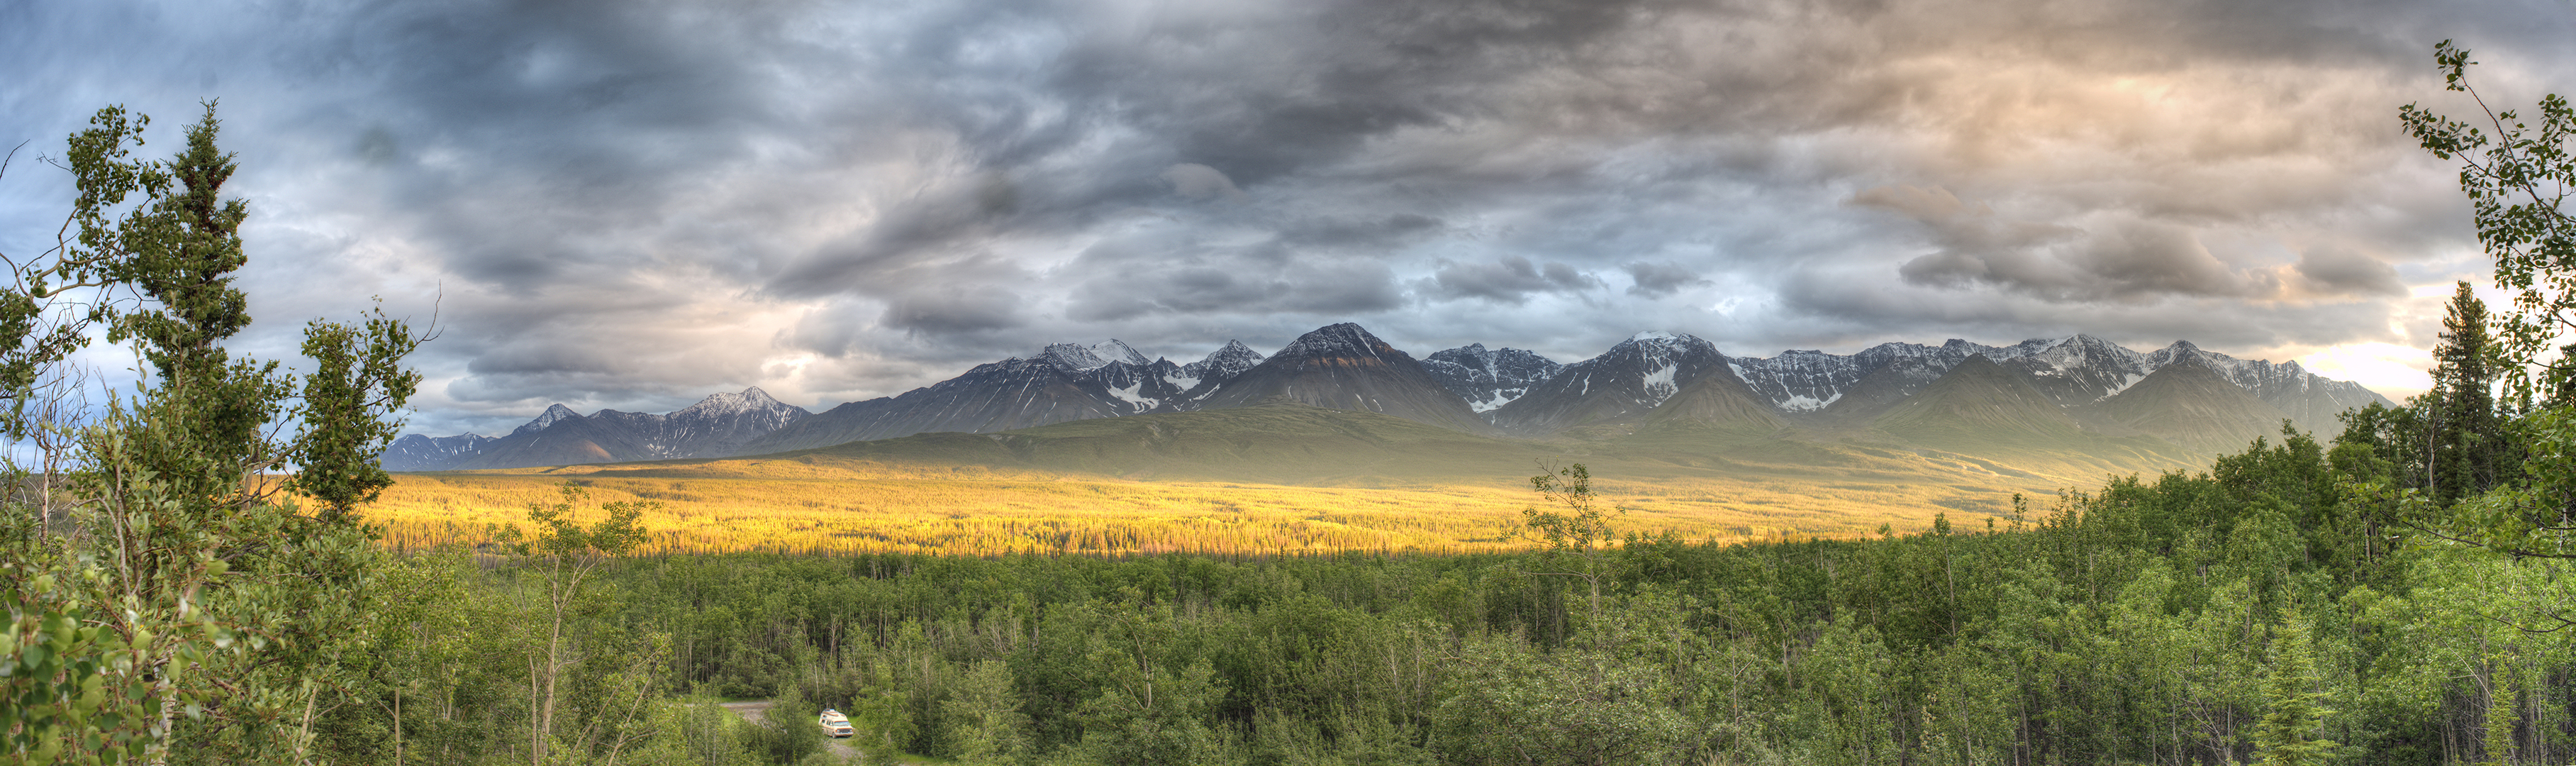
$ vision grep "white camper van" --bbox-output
[818,709,854,738]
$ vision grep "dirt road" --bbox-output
[718,700,862,763]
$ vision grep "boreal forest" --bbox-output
[4,43,2576,766]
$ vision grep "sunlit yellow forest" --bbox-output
[364,445,2104,555]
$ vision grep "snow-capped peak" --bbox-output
[514,404,583,435]
[1040,340,1153,372]
[672,387,792,419]
[1182,340,1266,382]
[1629,330,1678,343]
[1094,340,1152,367]
[1278,323,1392,360]
[1442,343,1498,373]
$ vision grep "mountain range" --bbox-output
[382,323,2393,472]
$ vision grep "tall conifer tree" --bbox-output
[2431,281,2507,504]
[2254,618,2336,766]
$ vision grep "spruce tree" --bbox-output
[2430,281,2507,504]
[2253,617,2336,766]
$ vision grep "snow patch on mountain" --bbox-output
[1105,380,1157,408]
[1727,334,2390,424]
[672,387,791,418]
[1424,343,1563,413]
[1641,362,1680,406]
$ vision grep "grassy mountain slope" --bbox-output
[2075,358,2295,452]
[1815,357,1939,423]
[1870,355,2087,450]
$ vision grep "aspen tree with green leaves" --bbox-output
[2398,40,2576,560]
[492,482,652,766]
[1517,462,1628,635]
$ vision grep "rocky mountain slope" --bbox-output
[1488,332,1734,433]
[1422,344,1563,412]
[1193,324,1497,435]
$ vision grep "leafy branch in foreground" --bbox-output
[2401,40,2575,404]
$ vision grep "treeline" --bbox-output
[306,413,2567,765]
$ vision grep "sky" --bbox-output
[4,0,2572,438]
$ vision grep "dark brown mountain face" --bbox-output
[1195,323,1497,434]
[2076,357,2294,451]
[1489,332,1732,434]
[1871,355,2086,450]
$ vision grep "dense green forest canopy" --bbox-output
[257,426,2576,765]
[4,40,2575,765]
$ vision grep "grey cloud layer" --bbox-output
[3,0,2568,434]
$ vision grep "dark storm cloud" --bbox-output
[1624,261,1711,298]
[1420,257,1604,304]
[883,287,1027,335]
[1056,231,1406,322]
[1866,183,2406,305]
[2295,245,2409,297]
[6,0,2569,433]
[1279,213,1444,248]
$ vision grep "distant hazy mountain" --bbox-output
[730,357,1129,456]
[379,433,496,472]
[732,340,1269,455]
[1731,334,2389,434]
[1489,332,1733,433]
[791,401,1559,484]
[1422,344,1563,412]
[384,325,2397,472]
[2141,340,2386,432]
[1194,323,1498,434]
[391,388,809,471]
